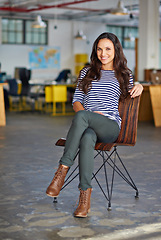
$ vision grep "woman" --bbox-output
[46,32,143,218]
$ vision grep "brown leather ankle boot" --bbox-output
[74,188,92,218]
[46,164,69,197]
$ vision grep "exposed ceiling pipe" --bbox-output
[62,6,111,13]
[0,0,98,13]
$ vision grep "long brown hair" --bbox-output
[78,32,132,100]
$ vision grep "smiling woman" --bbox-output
[46,32,143,218]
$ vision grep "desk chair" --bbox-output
[7,78,20,111]
[55,95,141,210]
[150,72,161,84]
[19,68,32,110]
[55,69,71,82]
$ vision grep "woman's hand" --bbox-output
[73,101,84,112]
[129,84,143,98]
[93,111,104,115]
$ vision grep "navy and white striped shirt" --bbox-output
[72,67,133,129]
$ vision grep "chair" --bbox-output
[19,68,31,96]
[19,68,32,110]
[55,69,71,82]
[150,72,161,84]
[55,95,141,209]
[7,78,20,111]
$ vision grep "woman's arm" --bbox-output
[73,101,85,113]
[129,83,143,98]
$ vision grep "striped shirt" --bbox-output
[72,67,133,129]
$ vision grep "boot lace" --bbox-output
[79,189,88,205]
[52,166,64,186]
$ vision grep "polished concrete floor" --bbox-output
[0,111,161,240]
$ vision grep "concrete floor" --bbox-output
[0,111,161,240]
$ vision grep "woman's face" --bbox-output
[97,38,115,70]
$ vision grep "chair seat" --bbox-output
[55,138,114,151]
[56,138,135,152]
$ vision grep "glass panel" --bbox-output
[8,32,15,43]
[40,27,45,33]
[106,26,122,37]
[9,20,15,31]
[134,28,138,38]
[16,20,23,31]
[33,28,39,33]
[16,32,23,43]
[33,32,39,44]
[2,31,8,43]
[40,34,45,44]
[26,21,32,31]
[2,19,9,30]
[26,32,32,43]
[123,27,138,49]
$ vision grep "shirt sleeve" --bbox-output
[128,73,134,90]
[72,67,89,105]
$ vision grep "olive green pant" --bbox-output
[60,110,120,190]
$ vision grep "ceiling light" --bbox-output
[111,0,128,15]
[32,15,46,28]
[124,34,135,42]
[74,30,86,40]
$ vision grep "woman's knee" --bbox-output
[80,129,97,149]
[73,110,87,125]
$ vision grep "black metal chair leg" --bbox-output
[53,197,57,203]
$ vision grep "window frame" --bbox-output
[106,25,138,49]
[1,18,48,45]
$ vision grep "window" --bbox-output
[25,20,47,45]
[106,25,138,49]
[123,27,138,49]
[2,18,48,45]
[106,25,123,45]
[2,19,23,44]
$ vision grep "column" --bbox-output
[138,0,160,81]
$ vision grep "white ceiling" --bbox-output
[0,0,160,26]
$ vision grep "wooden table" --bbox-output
[0,83,7,126]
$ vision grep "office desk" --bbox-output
[0,83,8,126]
[45,83,76,115]
[139,84,161,127]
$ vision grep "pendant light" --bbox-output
[111,0,128,15]
[124,34,135,42]
[74,30,86,40]
[32,15,46,28]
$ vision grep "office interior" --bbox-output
[0,0,161,239]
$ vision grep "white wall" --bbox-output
[124,49,136,73]
[0,18,2,44]
[48,20,74,74]
[0,18,136,79]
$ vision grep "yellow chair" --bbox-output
[45,85,67,115]
[45,86,53,112]
[52,85,67,115]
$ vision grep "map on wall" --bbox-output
[29,46,60,69]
